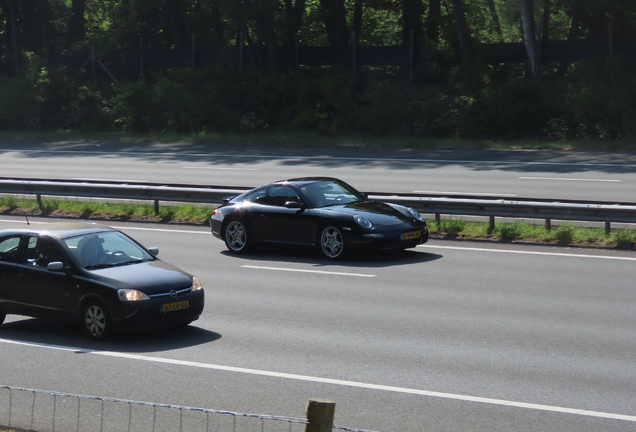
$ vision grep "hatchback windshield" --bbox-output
[64,231,155,269]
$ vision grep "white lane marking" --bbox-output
[72,178,149,182]
[422,245,636,261]
[519,177,621,182]
[110,225,206,234]
[414,191,518,197]
[0,220,206,234]
[242,265,376,278]
[4,148,636,168]
[0,219,46,224]
[1,338,635,422]
[182,166,259,171]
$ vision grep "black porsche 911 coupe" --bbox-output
[209,177,428,259]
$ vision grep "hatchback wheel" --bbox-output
[82,301,112,341]
[319,225,346,259]
[224,219,249,253]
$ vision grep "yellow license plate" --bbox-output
[162,301,189,312]
[401,231,421,240]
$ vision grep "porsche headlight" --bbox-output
[118,289,150,301]
[407,207,424,222]
[354,214,374,229]
[191,277,203,292]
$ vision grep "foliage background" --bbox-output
[0,0,635,141]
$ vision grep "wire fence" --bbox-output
[1,385,378,432]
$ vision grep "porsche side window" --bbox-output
[244,189,273,205]
[269,186,301,207]
[25,237,66,268]
[0,236,20,263]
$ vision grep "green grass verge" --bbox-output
[2,197,635,249]
[433,218,636,248]
[0,196,212,224]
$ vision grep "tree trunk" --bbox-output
[518,0,540,78]
[69,0,86,45]
[319,0,348,47]
[284,0,306,47]
[352,0,363,46]
[485,0,504,42]
[6,2,22,74]
[450,0,472,65]
[402,0,423,46]
[426,0,441,43]
[541,0,550,42]
[210,0,226,45]
[556,3,581,75]
[165,0,189,50]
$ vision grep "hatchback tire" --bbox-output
[82,301,113,341]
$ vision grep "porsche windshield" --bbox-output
[300,180,366,208]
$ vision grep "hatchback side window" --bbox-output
[24,237,66,268]
[0,236,21,263]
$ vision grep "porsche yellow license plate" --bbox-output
[401,231,421,240]
[162,301,189,312]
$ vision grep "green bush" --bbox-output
[2,53,636,141]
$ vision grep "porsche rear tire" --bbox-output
[224,219,250,254]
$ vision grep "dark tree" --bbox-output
[165,0,189,49]
[402,0,424,46]
[320,0,348,47]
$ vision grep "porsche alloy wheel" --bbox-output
[224,219,249,253]
[319,225,346,259]
[83,301,113,341]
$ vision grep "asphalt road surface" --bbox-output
[1,215,635,432]
[1,140,636,202]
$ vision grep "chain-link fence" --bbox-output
[1,385,377,432]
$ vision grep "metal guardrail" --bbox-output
[1,178,636,233]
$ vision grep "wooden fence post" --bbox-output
[304,399,335,432]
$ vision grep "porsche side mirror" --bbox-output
[285,201,303,209]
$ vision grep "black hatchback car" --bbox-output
[210,177,428,259]
[0,222,204,340]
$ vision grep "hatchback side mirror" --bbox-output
[148,247,159,256]
[47,262,64,271]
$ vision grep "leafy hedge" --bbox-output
[1,56,635,141]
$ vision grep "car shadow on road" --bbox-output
[0,318,221,353]
[221,245,443,268]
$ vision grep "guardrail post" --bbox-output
[154,200,160,215]
[304,399,335,432]
[488,216,495,234]
[37,194,43,210]
[435,213,441,227]
[545,218,551,231]
[605,221,611,235]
